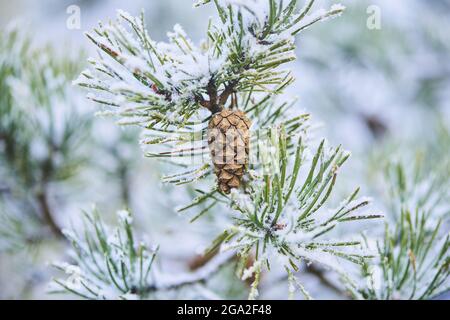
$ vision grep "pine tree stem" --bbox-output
[36,187,63,239]
[118,165,131,208]
[196,79,238,114]
[306,264,347,297]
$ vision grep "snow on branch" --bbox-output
[192,127,383,299]
[76,0,345,131]
[345,161,450,300]
[50,208,234,300]
[74,1,348,193]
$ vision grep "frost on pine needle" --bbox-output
[344,161,450,300]
[51,208,158,300]
[353,209,449,300]
[51,208,235,300]
[384,160,450,221]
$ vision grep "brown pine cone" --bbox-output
[208,109,251,194]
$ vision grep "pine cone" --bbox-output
[208,109,251,194]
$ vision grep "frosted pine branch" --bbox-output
[200,126,383,299]
[76,0,344,141]
[0,26,89,246]
[72,1,384,300]
[344,161,450,300]
[51,208,233,300]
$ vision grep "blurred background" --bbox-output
[0,0,449,299]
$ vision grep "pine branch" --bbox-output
[345,161,450,300]
[200,128,383,299]
[305,264,346,297]
[36,187,63,239]
[51,209,232,300]
[144,251,235,293]
[0,27,89,248]
[72,2,382,300]
[77,1,345,133]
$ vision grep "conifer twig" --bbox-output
[145,251,235,292]
[36,187,63,239]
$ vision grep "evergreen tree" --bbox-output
[0,0,447,300]
[60,0,386,300]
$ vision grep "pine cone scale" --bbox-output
[208,110,251,194]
